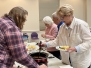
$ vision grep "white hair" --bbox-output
[52,12,60,19]
[43,16,53,25]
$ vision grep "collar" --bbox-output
[7,15,15,24]
[57,21,63,27]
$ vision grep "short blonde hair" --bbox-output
[43,16,53,25]
[57,4,74,17]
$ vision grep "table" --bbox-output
[14,42,72,68]
[47,52,67,68]
[14,51,71,68]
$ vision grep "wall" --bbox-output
[0,0,39,31]
[0,0,90,41]
[0,0,88,31]
[39,0,59,31]
[59,0,86,21]
[87,0,91,27]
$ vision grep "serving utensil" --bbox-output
[38,41,42,58]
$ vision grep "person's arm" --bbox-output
[67,23,91,53]
[67,46,80,53]
[75,46,80,52]
[5,27,39,68]
[67,24,91,53]
[45,26,58,39]
[77,24,91,53]
[45,30,60,47]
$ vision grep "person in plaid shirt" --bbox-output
[0,7,47,68]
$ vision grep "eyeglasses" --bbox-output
[60,15,70,20]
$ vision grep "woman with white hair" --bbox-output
[41,16,58,40]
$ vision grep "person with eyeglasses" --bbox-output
[41,4,91,68]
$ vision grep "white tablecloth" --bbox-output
[14,42,71,68]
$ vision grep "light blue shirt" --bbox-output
[75,46,80,52]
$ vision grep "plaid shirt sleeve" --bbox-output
[4,26,39,68]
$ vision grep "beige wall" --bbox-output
[87,0,91,27]
[0,0,39,31]
[59,0,86,21]
[0,0,91,32]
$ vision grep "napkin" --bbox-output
[59,65,73,68]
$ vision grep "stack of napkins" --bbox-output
[59,65,73,68]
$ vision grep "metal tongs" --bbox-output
[38,41,42,57]
[39,41,42,51]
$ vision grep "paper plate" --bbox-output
[26,42,39,51]
[56,46,69,51]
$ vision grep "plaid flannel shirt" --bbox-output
[0,16,39,68]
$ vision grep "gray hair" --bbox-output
[43,16,53,25]
[52,12,60,19]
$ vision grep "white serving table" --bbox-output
[14,42,72,68]
[47,52,70,68]
[14,51,71,68]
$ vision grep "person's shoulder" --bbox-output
[60,22,65,27]
[0,17,15,31]
[75,18,88,26]
[0,18,8,27]
[0,18,4,23]
[53,23,57,26]
[52,23,57,28]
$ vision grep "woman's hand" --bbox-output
[67,47,77,52]
[41,42,47,47]
[39,64,47,68]
[37,41,47,47]
[41,34,46,38]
